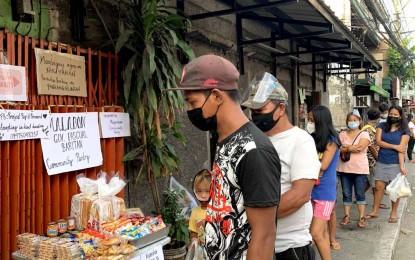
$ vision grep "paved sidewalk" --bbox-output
[316,162,415,260]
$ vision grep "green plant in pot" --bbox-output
[116,0,194,213]
[160,188,190,256]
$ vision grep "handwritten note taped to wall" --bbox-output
[99,112,131,138]
[34,48,87,97]
[41,112,103,175]
[0,64,27,101]
[0,110,50,141]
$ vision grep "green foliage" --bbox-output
[160,189,190,245]
[388,38,415,85]
[116,0,194,212]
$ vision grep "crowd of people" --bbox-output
[165,54,413,260]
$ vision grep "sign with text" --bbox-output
[99,112,131,138]
[0,64,27,101]
[0,110,50,141]
[34,48,87,97]
[41,112,103,175]
[139,245,164,260]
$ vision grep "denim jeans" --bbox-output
[339,172,367,206]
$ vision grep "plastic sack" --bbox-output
[76,173,98,198]
[170,176,198,218]
[386,173,412,202]
[185,240,204,260]
[71,174,99,229]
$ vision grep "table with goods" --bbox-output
[12,173,171,260]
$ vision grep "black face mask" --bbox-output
[252,107,281,132]
[187,93,219,131]
[387,116,400,125]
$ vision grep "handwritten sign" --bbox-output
[41,112,103,175]
[34,48,87,97]
[99,112,131,138]
[0,64,27,101]
[0,110,50,141]
[138,245,164,260]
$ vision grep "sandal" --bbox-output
[365,214,378,219]
[340,215,350,226]
[389,217,399,223]
[358,217,366,228]
[330,242,341,250]
[379,204,390,209]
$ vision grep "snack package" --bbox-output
[70,174,99,229]
[88,171,127,230]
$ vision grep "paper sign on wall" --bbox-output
[41,112,103,175]
[0,64,27,101]
[34,48,87,97]
[0,110,50,141]
[99,112,131,138]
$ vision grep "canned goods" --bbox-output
[47,222,59,237]
[57,219,68,234]
[67,216,75,231]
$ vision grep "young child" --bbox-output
[189,169,211,245]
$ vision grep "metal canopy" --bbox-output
[183,0,381,74]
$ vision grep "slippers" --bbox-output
[389,217,398,223]
[380,204,390,209]
[365,214,378,219]
[358,217,366,228]
[330,242,341,250]
[340,215,350,226]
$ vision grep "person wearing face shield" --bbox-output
[163,55,281,260]
[241,72,321,260]
[337,110,370,228]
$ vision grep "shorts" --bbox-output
[374,162,400,183]
[311,200,335,221]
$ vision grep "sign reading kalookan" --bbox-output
[0,110,50,141]
[99,112,131,138]
[0,64,27,101]
[41,112,103,175]
[34,48,87,97]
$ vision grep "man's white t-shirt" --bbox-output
[408,121,415,137]
[268,127,321,253]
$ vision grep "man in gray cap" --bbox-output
[242,72,320,260]
[164,55,281,259]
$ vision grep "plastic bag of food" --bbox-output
[386,173,412,202]
[185,240,204,260]
[170,176,198,218]
[71,174,99,229]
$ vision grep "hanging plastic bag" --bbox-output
[185,240,204,260]
[169,176,198,218]
[386,173,412,202]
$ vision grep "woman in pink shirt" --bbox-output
[337,111,370,228]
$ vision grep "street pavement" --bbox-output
[316,162,415,260]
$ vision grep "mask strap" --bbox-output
[201,91,221,118]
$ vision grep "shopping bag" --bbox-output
[386,173,412,202]
[170,176,198,218]
[185,240,204,260]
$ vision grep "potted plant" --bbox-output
[160,188,190,260]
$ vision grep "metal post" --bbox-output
[236,14,244,74]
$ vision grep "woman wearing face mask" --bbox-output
[366,106,410,223]
[337,111,370,228]
[307,106,341,259]
[406,114,415,163]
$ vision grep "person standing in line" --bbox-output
[307,106,340,260]
[379,103,389,123]
[366,106,410,222]
[406,114,415,163]
[242,72,321,260]
[337,110,370,228]
[164,55,281,259]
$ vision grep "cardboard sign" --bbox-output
[0,110,50,141]
[138,245,164,260]
[34,48,87,97]
[99,112,131,138]
[0,64,27,101]
[41,112,103,175]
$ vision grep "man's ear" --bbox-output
[211,89,224,104]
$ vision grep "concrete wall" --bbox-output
[327,76,353,131]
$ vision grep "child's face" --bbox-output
[195,182,210,202]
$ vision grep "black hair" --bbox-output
[367,109,381,121]
[379,103,389,113]
[310,106,340,153]
[407,114,413,122]
[381,105,408,132]
[202,89,240,103]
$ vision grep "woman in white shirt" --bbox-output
[407,114,415,163]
